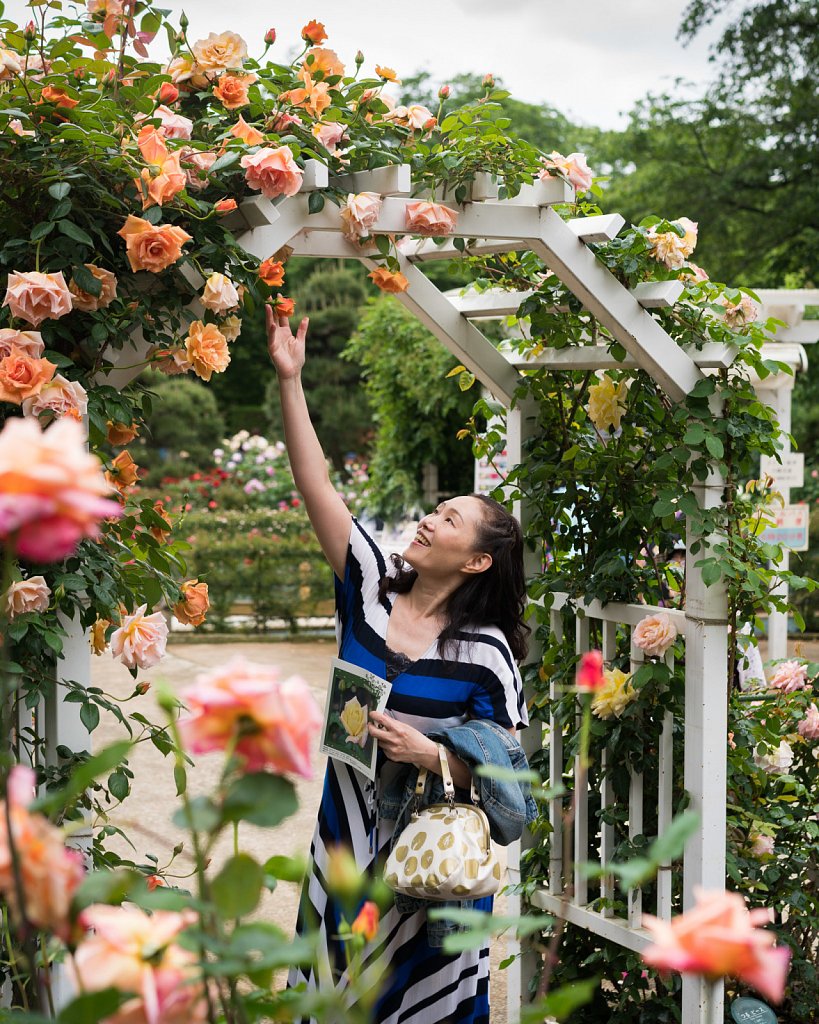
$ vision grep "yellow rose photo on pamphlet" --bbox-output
[319,658,391,780]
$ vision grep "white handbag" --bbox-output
[384,743,505,902]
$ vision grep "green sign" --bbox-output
[730,997,777,1024]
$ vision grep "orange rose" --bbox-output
[69,265,118,312]
[0,347,57,404]
[214,198,237,214]
[303,47,344,80]
[301,20,327,45]
[40,86,78,108]
[105,449,139,492]
[158,82,179,104]
[273,296,295,317]
[3,270,73,327]
[368,267,409,293]
[106,420,139,446]
[282,71,331,118]
[375,65,400,83]
[213,72,257,110]
[191,31,248,73]
[240,146,303,199]
[229,114,264,146]
[136,151,186,208]
[173,580,209,627]
[351,901,380,942]
[136,124,168,166]
[404,200,458,236]
[184,321,230,381]
[148,499,172,543]
[258,259,285,287]
[117,215,191,273]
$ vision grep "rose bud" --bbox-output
[158,82,179,104]
[355,49,364,66]
[214,198,238,214]
[265,28,276,45]
[438,84,451,100]
[482,73,495,89]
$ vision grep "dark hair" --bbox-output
[378,494,530,662]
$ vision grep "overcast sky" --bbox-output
[4,0,722,130]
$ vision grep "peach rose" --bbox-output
[106,420,139,446]
[351,900,380,942]
[240,146,303,199]
[200,272,239,313]
[0,347,57,404]
[539,150,593,193]
[0,416,121,562]
[632,613,678,658]
[214,197,237,214]
[680,262,709,283]
[136,150,186,208]
[179,148,217,190]
[311,121,345,152]
[73,905,206,1024]
[798,702,819,740]
[270,111,301,132]
[173,580,209,626]
[368,267,409,293]
[404,200,458,236]
[69,264,118,312]
[303,47,345,80]
[3,270,73,327]
[178,655,322,776]
[0,765,85,940]
[0,47,22,80]
[219,314,242,343]
[184,321,230,382]
[213,71,257,109]
[90,617,110,655]
[375,65,400,83]
[719,294,758,329]
[230,114,264,146]
[105,449,139,493]
[258,259,285,287]
[768,658,808,693]
[110,603,169,669]
[282,71,331,118]
[340,191,382,242]
[136,124,168,166]
[646,218,698,270]
[192,31,247,73]
[40,85,78,108]
[21,374,88,421]
[301,20,327,45]
[148,499,172,543]
[642,888,790,1004]
[117,215,191,273]
[9,118,35,138]
[0,329,44,359]
[396,103,435,130]
[153,345,192,375]
[143,103,193,140]
[165,54,197,85]
[4,576,51,617]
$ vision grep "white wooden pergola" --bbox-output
[50,161,802,1022]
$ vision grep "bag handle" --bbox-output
[415,742,480,807]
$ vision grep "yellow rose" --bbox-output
[587,375,628,433]
[591,668,636,720]
[340,697,368,747]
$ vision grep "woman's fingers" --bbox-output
[295,316,310,343]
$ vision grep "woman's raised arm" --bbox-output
[266,305,352,579]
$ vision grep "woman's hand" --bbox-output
[265,303,309,381]
[368,711,437,766]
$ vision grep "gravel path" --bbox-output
[92,638,512,1023]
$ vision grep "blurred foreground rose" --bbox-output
[0,765,84,939]
[576,650,605,692]
[351,900,380,942]
[73,905,206,1024]
[642,888,790,1004]
[0,416,121,562]
[632,613,678,658]
[110,604,169,670]
[4,576,50,618]
[178,656,321,777]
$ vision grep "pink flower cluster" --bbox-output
[768,659,808,693]
[538,150,593,193]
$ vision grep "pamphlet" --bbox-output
[319,658,392,781]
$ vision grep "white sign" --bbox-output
[474,447,508,494]
[758,503,810,551]
[760,452,804,489]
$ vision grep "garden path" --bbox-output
[92,638,513,1023]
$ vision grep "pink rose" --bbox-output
[632,613,678,658]
[748,832,775,859]
[798,702,819,740]
[0,330,44,359]
[110,604,169,669]
[339,191,383,242]
[768,659,808,693]
[179,148,217,190]
[22,374,88,421]
[74,905,206,1024]
[178,655,322,777]
[200,272,239,313]
[642,888,790,1004]
[311,121,345,152]
[4,575,50,617]
[270,111,301,133]
[719,294,759,329]
[3,270,73,327]
[139,103,193,140]
[0,416,121,562]
[404,200,458,236]
[539,151,594,193]
[240,146,303,199]
[0,765,85,940]
[576,650,605,692]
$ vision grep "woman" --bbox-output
[267,307,530,1024]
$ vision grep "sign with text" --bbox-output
[760,451,804,490]
[474,447,509,495]
[758,503,809,551]
[730,996,777,1023]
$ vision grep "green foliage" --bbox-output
[343,297,475,519]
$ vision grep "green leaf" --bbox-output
[701,561,722,586]
[307,190,325,213]
[171,795,221,833]
[174,763,187,797]
[223,772,298,828]
[208,150,240,175]
[704,433,724,459]
[72,868,143,912]
[263,854,307,883]
[527,977,599,1022]
[72,262,103,296]
[80,701,100,732]
[31,220,56,241]
[59,989,128,1024]
[58,220,94,246]
[212,853,264,919]
[107,771,129,801]
[683,423,706,445]
[49,182,71,200]
[32,740,132,814]
[649,810,699,864]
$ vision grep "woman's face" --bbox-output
[401,495,491,579]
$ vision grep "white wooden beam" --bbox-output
[766,321,819,344]
[510,342,738,372]
[631,280,685,309]
[288,229,372,259]
[566,213,625,244]
[527,207,702,401]
[752,288,819,305]
[494,177,575,207]
[300,158,330,191]
[404,237,521,262]
[329,163,412,196]
[451,289,535,318]
[531,890,654,953]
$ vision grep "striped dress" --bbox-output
[291,520,528,1024]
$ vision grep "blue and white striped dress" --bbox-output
[291,520,528,1024]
